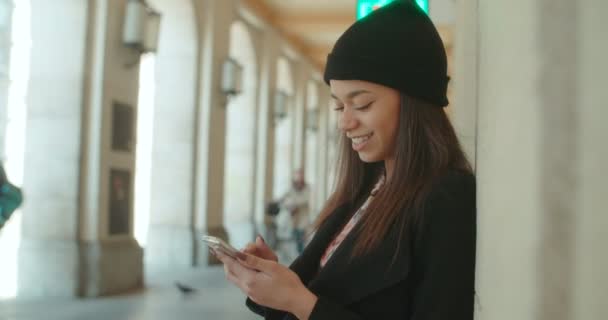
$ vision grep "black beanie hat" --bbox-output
[324,1,449,107]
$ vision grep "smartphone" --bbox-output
[201,235,244,260]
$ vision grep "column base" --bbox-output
[79,238,143,297]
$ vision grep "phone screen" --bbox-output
[201,235,243,259]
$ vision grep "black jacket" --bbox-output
[247,170,476,320]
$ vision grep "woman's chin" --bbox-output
[357,152,381,163]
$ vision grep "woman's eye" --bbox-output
[355,102,373,110]
[333,106,344,112]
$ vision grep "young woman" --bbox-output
[213,2,476,319]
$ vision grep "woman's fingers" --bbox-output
[215,249,259,281]
[241,237,278,262]
[237,252,277,274]
[215,250,266,296]
[255,236,270,251]
[242,243,258,255]
[223,263,235,280]
[254,235,278,261]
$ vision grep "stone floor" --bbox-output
[0,266,260,320]
[0,229,302,320]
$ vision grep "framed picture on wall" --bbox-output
[111,101,134,152]
[108,169,131,236]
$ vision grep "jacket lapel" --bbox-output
[261,204,352,320]
[289,203,352,284]
[298,208,413,306]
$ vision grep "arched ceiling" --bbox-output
[242,0,454,72]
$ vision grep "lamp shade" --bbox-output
[221,58,243,96]
[274,90,289,120]
[123,0,147,50]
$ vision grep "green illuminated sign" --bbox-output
[356,0,429,20]
[415,0,429,14]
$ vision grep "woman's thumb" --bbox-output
[255,235,278,261]
[256,235,266,246]
[256,235,274,252]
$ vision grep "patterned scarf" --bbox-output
[320,175,386,267]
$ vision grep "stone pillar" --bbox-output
[0,0,12,157]
[79,0,144,296]
[273,56,295,198]
[16,0,88,298]
[469,0,608,319]
[191,0,237,266]
[223,21,259,250]
[325,101,339,195]
[254,30,279,228]
[314,84,331,213]
[303,79,319,214]
[572,1,608,318]
[451,0,478,169]
[143,0,199,275]
[291,61,309,172]
[246,26,263,239]
[19,0,143,297]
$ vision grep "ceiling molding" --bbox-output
[242,0,275,22]
[242,0,326,72]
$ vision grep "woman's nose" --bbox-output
[338,108,358,132]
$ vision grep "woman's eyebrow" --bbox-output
[331,90,372,101]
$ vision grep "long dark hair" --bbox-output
[313,94,472,257]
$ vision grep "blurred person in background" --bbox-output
[280,168,310,254]
[0,163,23,231]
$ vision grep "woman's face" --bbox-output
[330,80,400,163]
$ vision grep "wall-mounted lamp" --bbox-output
[221,57,244,97]
[123,0,161,54]
[274,90,290,122]
[306,109,319,132]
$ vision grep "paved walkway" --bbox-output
[0,267,259,320]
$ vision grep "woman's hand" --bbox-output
[241,235,278,262]
[213,249,317,319]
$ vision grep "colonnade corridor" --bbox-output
[0,0,606,319]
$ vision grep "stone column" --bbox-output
[231,10,265,240]
[253,30,280,229]
[143,0,199,275]
[314,84,331,213]
[0,0,12,157]
[572,1,608,318]
[191,0,237,266]
[325,100,339,195]
[469,0,608,319]
[451,0,478,169]
[16,0,88,298]
[19,0,143,297]
[291,61,309,172]
[79,0,144,296]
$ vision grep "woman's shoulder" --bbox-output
[417,169,476,227]
[407,169,476,253]
[429,169,476,201]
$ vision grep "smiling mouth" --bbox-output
[350,133,373,150]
